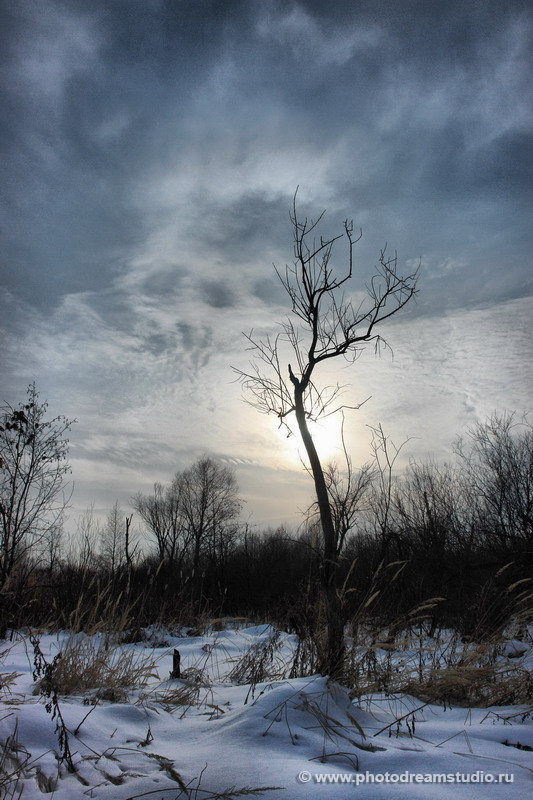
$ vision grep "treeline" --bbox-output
[1,386,531,639]
[343,413,531,637]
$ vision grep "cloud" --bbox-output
[1,0,531,530]
[200,280,237,309]
[256,3,382,66]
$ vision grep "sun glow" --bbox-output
[280,414,344,467]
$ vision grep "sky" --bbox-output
[1,0,532,535]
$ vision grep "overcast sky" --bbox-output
[1,0,531,533]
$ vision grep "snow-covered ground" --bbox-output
[1,623,531,799]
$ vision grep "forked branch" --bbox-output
[234,195,419,427]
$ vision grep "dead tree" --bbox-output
[235,193,419,678]
[0,384,73,593]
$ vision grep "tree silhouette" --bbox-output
[0,384,74,634]
[236,193,419,677]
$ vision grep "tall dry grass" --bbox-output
[33,633,158,698]
[33,588,159,699]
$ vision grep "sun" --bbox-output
[280,414,343,467]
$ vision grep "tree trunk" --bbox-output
[293,386,345,678]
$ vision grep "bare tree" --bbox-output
[367,423,412,562]
[178,456,241,599]
[70,504,100,572]
[455,412,532,553]
[124,513,135,568]
[0,384,74,594]
[133,481,185,566]
[100,500,135,577]
[41,522,63,574]
[134,459,240,605]
[236,194,418,677]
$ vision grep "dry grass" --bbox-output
[0,720,31,799]
[140,664,213,713]
[33,633,158,697]
[0,672,21,696]
[406,668,530,706]
[288,633,320,678]
[30,586,160,698]
[60,586,137,638]
[127,774,282,799]
[344,611,532,707]
[402,657,532,706]
[272,574,533,708]
[138,642,225,716]
[0,645,21,699]
[209,617,250,632]
[149,683,203,711]
[338,575,533,707]
[228,630,286,688]
[216,597,532,710]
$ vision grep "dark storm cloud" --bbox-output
[1,0,531,319]
[0,0,234,306]
[0,2,146,307]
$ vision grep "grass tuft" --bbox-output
[33,633,158,697]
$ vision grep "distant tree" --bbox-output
[456,413,532,554]
[366,423,412,563]
[42,522,63,574]
[99,500,136,576]
[178,456,241,597]
[70,504,100,571]
[100,500,120,575]
[0,384,74,592]
[236,194,418,677]
[133,457,240,605]
[133,481,185,566]
[392,458,466,618]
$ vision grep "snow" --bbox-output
[1,624,531,799]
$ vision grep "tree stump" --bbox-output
[170,648,181,679]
